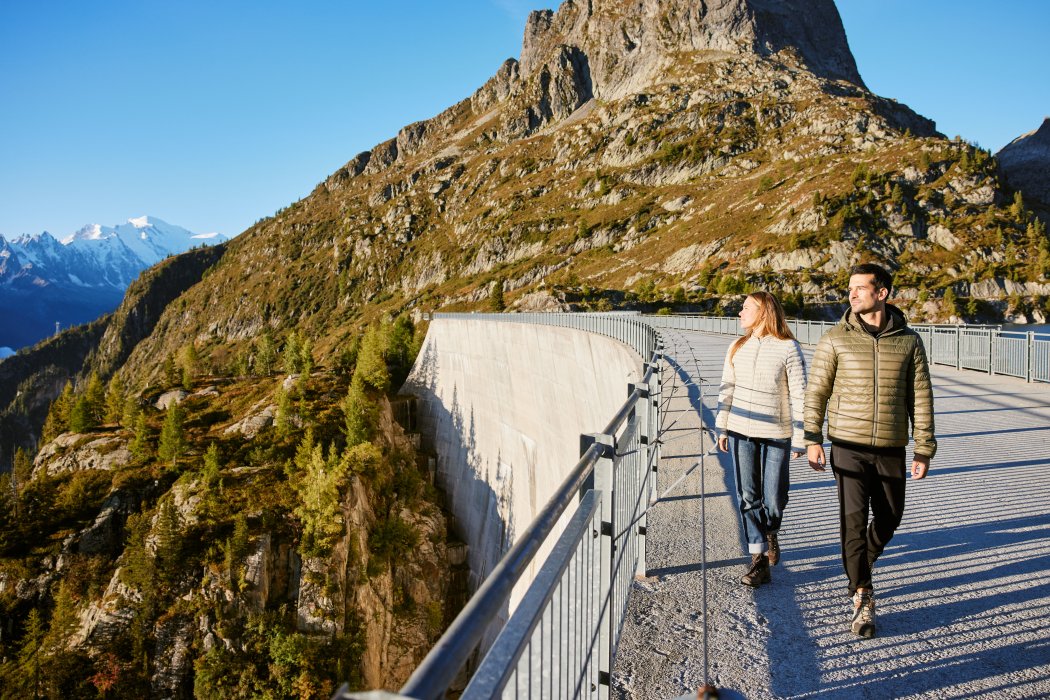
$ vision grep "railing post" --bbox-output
[1029,331,1035,383]
[630,377,652,577]
[956,326,962,370]
[988,329,994,375]
[580,432,614,699]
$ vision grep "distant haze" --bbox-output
[0,216,226,349]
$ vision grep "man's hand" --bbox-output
[717,435,728,452]
[807,444,826,472]
[911,455,930,480]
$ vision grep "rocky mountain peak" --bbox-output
[518,0,863,101]
[997,117,1050,208]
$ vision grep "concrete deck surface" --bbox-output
[612,329,1050,699]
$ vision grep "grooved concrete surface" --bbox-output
[612,329,1050,699]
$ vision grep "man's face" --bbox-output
[848,274,888,314]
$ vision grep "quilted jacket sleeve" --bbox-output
[716,349,735,433]
[786,340,808,450]
[909,336,937,459]
[804,333,837,445]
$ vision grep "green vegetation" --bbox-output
[0,315,438,697]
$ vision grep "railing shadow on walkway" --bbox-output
[339,313,661,700]
[338,313,1050,699]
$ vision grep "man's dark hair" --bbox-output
[850,263,893,292]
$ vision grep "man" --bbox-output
[804,263,936,638]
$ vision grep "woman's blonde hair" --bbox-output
[728,291,795,361]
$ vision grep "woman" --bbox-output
[716,291,807,587]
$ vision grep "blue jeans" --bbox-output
[728,432,791,554]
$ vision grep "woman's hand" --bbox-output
[717,434,728,452]
[791,450,805,459]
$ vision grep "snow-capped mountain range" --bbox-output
[0,216,227,353]
[1,216,225,291]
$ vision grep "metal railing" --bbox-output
[338,313,661,700]
[643,314,1050,383]
[335,310,1049,700]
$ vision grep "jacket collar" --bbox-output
[839,303,908,337]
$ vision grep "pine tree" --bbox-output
[41,381,75,442]
[0,473,14,549]
[256,330,277,376]
[122,395,141,432]
[225,513,250,589]
[335,336,361,376]
[154,498,183,588]
[131,411,152,460]
[283,331,303,375]
[343,375,377,448]
[293,439,346,556]
[68,395,96,433]
[890,183,904,208]
[296,337,314,392]
[47,580,79,647]
[1011,191,1027,223]
[104,375,126,425]
[355,324,390,392]
[162,354,179,388]
[84,372,106,424]
[943,287,959,317]
[489,278,505,311]
[180,343,199,382]
[202,443,221,489]
[17,608,46,698]
[158,403,187,467]
[387,315,417,389]
[12,447,32,493]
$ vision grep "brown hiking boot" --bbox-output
[740,553,771,587]
[851,589,876,638]
[767,531,781,566]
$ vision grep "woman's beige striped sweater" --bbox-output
[716,334,808,450]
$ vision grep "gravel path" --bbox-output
[612,329,1050,699]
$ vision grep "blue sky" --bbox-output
[1,1,1046,241]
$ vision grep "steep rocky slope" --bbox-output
[998,117,1050,210]
[105,0,1048,388]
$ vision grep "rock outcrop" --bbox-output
[519,0,863,101]
[998,117,1050,209]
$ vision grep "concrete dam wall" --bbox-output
[401,318,642,616]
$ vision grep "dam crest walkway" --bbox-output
[613,327,1050,698]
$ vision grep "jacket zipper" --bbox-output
[871,334,879,444]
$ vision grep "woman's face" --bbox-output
[739,296,762,331]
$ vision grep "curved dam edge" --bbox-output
[400,318,642,616]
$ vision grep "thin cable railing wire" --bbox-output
[339,312,909,699]
[335,313,661,700]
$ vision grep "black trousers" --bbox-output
[830,442,907,596]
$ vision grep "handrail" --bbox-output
[400,440,606,699]
[644,313,1050,383]
[337,312,661,700]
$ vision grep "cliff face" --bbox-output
[998,117,1050,210]
[518,0,863,102]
